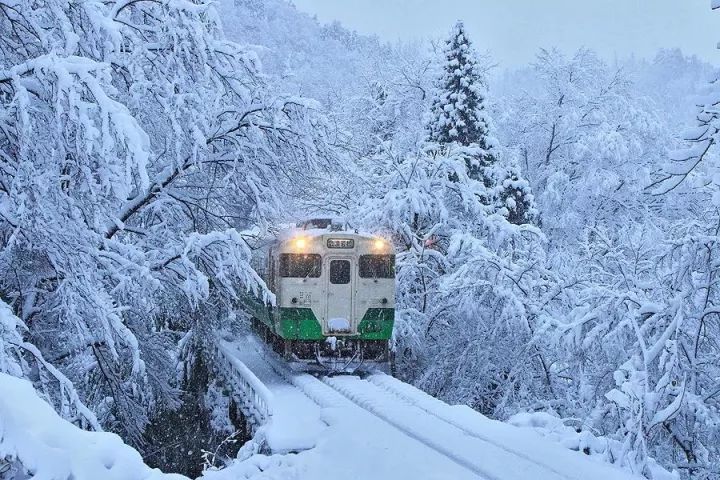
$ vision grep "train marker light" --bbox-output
[294,237,307,250]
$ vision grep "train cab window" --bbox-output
[329,260,351,284]
[359,254,395,279]
[279,254,321,278]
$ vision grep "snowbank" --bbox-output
[508,411,678,480]
[0,373,187,480]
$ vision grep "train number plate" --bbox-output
[327,238,354,249]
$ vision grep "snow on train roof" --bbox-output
[276,227,378,242]
[272,217,383,242]
[236,219,387,250]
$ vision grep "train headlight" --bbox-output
[294,237,308,250]
[373,238,387,250]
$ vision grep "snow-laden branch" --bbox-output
[1,299,99,430]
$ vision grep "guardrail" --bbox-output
[213,339,274,426]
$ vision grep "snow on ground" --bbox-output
[366,373,645,480]
[206,336,480,480]
[205,335,645,480]
[0,334,648,480]
[0,373,187,480]
[218,337,326,453]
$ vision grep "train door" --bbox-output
[325,257,354,334]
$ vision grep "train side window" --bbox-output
[279,254,322,278]
[329,260,351,284]
[359,254,395,279]
[269,255,276,290]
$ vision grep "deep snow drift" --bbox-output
[0,373,187,480]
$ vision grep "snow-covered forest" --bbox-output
[2,0,720,478]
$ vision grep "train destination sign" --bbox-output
[327,238,355,249]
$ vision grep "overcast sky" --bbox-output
[292,0,720,67]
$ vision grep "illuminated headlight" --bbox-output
[294,237,307,250]
[373,238,387,250]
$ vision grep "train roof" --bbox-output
[276,227,377,242]
[241,219,388,251]
[275,218,380,241]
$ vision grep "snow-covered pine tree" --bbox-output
[427,21,535,224]
[495,158,538,225]
[428,22,494,162]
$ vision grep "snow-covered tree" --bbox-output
[357,134,548,413]
[648,76,720,200]
[540,219,720,479]
[496,48,670,239]
[427,21,535,224]
[428,22,493,154]
[494,156,538,226]
[428,21,496,187]
[0,0,334,451]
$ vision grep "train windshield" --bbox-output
[279,254,322,278]
[330,259,351,284]
[359,254,395,279]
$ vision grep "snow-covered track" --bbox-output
[225,335,484,479]
[249,344,488,477]
[214,335,641,480]
[319,374,499,479]
[323,375,599,480]
[366,373,576,480]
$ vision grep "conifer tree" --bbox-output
[428,21,495,181]
[496,161,538,225]
[427,21,536,224]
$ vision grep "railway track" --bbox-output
[222,335,635,480]
[319,374,501,480]
[244,338,488,478]
[319,374,572,480]
[364,373,576,480]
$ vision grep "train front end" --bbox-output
[253,222,395,372]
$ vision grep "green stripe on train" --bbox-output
[276,308,323,339]
[273,307,394,340]
[356,308,395,339]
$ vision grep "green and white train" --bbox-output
[248,219,395,372]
